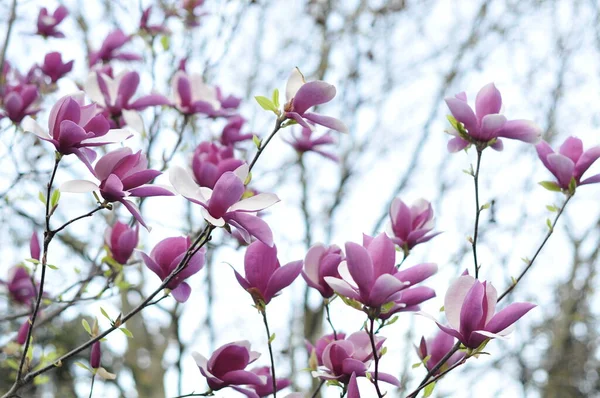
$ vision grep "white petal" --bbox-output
[190,73,220,109]
[200,208,225,227]
[81,128,132,144]
[169,166,208,203]
[22,117,51,140]
[229,193,280,212]
[60,180,99,193]
[191,351,208,368]
[84,72,105,106]
[472,330,509,340]
[122,110,145,135]
[233,163,249,182]
[304,244,326,284]
[444,275,476,331]
[96,367,117,380]
[285,67,305,101]
[337,260,358,289]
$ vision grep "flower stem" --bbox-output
[88,374,96,398]
[261,307,278,398]
[325,301,337,339]
[471,149,483,278]
[367,317,384,398]
[249,117,284,171]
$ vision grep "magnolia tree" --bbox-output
[0,1,599,398]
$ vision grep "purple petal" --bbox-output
[547,153,575,189]
[344,242,374,296]
[574,146,600,180]
[447,136,470,153]
[208,172,245,218]
[476,114,506,141]
[140,251,165,279]
[485,302,536,334]
[120,200,149,230]
[444,275,476,331]
[580,173,600,185]
[244,241,279,295]
[459,281,485,338]
[395,262,438,285]
[445,97,477,135]
[324,277,361,301]
[495,120,541,144]
[292,81,336,115]
[347,373,361,398]
[535,141,554,171]
[475,83,502,119]
[303,112,348,133]
[226,212,274,247]
[264,260,303,303]
[129,94,170,109]
[367,274,408,308]
[558,136,583,163]
[366,233,395,277]
[171,282,192,302]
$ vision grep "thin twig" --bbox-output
[261,307,278,398]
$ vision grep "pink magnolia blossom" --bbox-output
[416,330,464,374]
[284,68,348,133]
[216,87,242,110]
[2,267,37,305]
[284,126,338,161]
[89,29,142,66]
[312,331,400,386]
[170,71,221,116]
[324,233,437,315]
[25,93,131,172]
[40,52,73,83]
[233,241,302,305]
[389,198,441,252]
[248,367,291,397]
[16,318,31,345]
[445,83,541,152]
[140,6,170,36]
[36,6,69,38]
[306,333,346,367]
[105,221,138,265]
[535,136,600,190]
[61,148,174,229]
[1,84,39,123]
[139,236,205,302]
[170,164,279,246]
[30,231,41,261]
[302,243,344,298]
[220,115,254,146]
[347,372,361,398]
[432,275,536,349]
[191,142,243,188]
[192,341,266,398]
[90,341,102,369]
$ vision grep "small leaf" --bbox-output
[272,88,280,108]
[411,362,422,369]
[160,35,170,51]
[254,96,277,112]
[546,204,558,212]
[120,327,133,338]
[252,135,261,149]
[511,276,518,285]
[74,361,91,372]
[46,264,58,270]
[26,258,40,265]
[439,305,445,312]
[480,202,490,210]
[100,307,112,322]
[269,333,276,343]
[546,218,553,231]
[422,354,431,364]
[50,189,60,208]
[82,319,92,335]
[568,176,577,194]
[423,381,436,397]
[38,191,46,204]
[386,316,399,326]
[379,346,388,356]
[539,181,562,192]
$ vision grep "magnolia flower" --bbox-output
[284,126,338,161]
[40,52,73,83]
[191,142,243,188]
[233,241,302,306]
[139,236,205,302]
[347,372,361,398]
[171,71,221,116]
[536,136,600,191]
[284,68,347,133]
[312,331,400,386]
[192,341,266,398]
[324,233,437,315]
[1,84,39,123]
[89,29,142,66]
[2,267,37,305]
[416,331,464,374]
[85,70,169,128]
[105,220,138,265]
[170,164,279,246]
[140,6,170,36]
[36,6,69,38]
[216,87,242,110]
[302,243,344,298]
[25,93,131,172]
[90,341,102,369]
[306,333,346,368]
[220,115,254,146]
[432,275,536,349]
[248,367,291,397]
[30,231,41,261]
[61,148,174,229]
[388,198,440,252]
[445,83,541,152]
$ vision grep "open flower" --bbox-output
[388,198,440,253]
[283,68,347,133]
[139,236,205,302]
[233,241,302,306]
[347,372,361,398]
[284,126,338,161]
[170,164,279,246]
[306,333,346,368]
[220,115,254,146]
[36,5,69,38]
[89,29,142,66]
[216,87,241,110]
[105,220,138,265]
[85,70,169,128]
[445,83,541,152]
[312,331,400,386]
[25,93,131,172]
[416,330,464,374]
[248,367,291,397]
[191,142,243,188]
[192,341,266,398]
[1,84,39,123]
[61,148,174,229]
[171,71,221,116]
[536,136,600,191]
[302,243,344,298]
[431,275,536,349]
[2,266,37,305]
[40,52,74,83]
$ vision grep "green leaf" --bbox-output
[480,202,490,210]
[380,301,395,314]
[539,181,561,192]
[338,294,363,310]
[379,346,388,356]
[33,375,50,386]
[446,115,459,130]
[74,361,91,372]
[26,258,40,265]
[254,96,277,112]
[82,319,92,335]
[546,218,553,231]
[568,177,577,195]
[160,35,170,51]
[386,316,399,326]
[439,305,445,312]
[120,327,134,338]
[244,172,252,186]
[50,189,60,208]
[269,333,276,343]
[46,264,58,270]
[546,204,558,212]
[100,307,112,322]
[5,358,19,370]
[252,135,261,149]
[411,361,422,369]
[422,354,431,364]
[38,191,46,204]
[423,381,436,397]
[272,88,280,108]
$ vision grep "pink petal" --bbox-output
[558,136,583,163]
[495,120,541,144]
[476,114,506,141]
[447,136,470,153]
[474,83,502,119]
[264,260,303,303]
[226,212,274,247]
[444,275,476,331]
[171,282,192,302]
[445,97,477,135]
[574,146,600,180]
[302,112,348,133]
[547,153,575,189]
[344,242,374,295]
[485,302,536,334]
